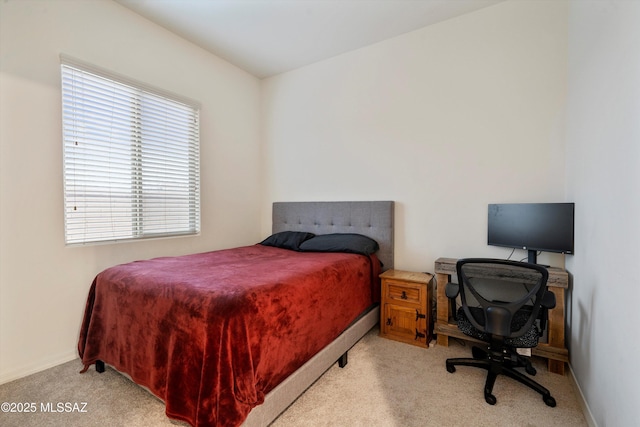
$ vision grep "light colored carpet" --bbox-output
[0,327,587,427]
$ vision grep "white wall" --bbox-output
[261,0,569,272]
[0,0,262,383]
[565,1,640,426]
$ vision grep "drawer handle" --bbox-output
[415,310,426,321]
[401,291,408,299]
[386,317,392,326]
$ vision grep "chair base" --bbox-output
[446,345,556,407]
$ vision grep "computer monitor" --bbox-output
[488,203,575,264]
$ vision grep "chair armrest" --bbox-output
[445,283,459,321]
[541,290,556,309]
[445,283,459,299]
[537,290,556,337]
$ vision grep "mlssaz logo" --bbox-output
[40,402,88,413]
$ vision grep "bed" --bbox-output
[78,201,394,427]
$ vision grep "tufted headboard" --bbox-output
[272,201,394,271]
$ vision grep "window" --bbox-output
[61,58,200,245]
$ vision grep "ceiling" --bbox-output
[115,0,504,79]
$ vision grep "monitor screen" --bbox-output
[488,203,575,260]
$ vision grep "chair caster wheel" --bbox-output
[472,346,487,359]
[446,363,456,373]
[526,364,537,376]
[543,395,556,407]
[484,393,497,405]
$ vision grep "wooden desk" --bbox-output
[434,257,569,375]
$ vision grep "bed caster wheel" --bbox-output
[543,395,556,407]
[484,393,497,405]
[446,363,456,373]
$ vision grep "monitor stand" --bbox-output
[528,250,550,268]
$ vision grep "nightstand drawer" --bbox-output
[386,281,423,305]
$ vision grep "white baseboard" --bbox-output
[567,363,597,427]
[0,351,78,385]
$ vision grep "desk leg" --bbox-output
[547,287,566,375]
[436,272,451,347]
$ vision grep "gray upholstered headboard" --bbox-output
[272,201,394,271]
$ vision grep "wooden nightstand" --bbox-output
[379,269,434,348]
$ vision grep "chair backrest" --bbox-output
[456,258,549,339]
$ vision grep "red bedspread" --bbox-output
[78,244,379,427]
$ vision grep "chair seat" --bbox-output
[456,307,540,348]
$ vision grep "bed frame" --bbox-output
[93,201,394,426]
[242,200,394,426]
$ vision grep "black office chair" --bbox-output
[445,258,557,407]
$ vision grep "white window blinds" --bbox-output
[61,60,200,245]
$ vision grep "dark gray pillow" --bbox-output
[259,231,315,251]
[298,233,379,256]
